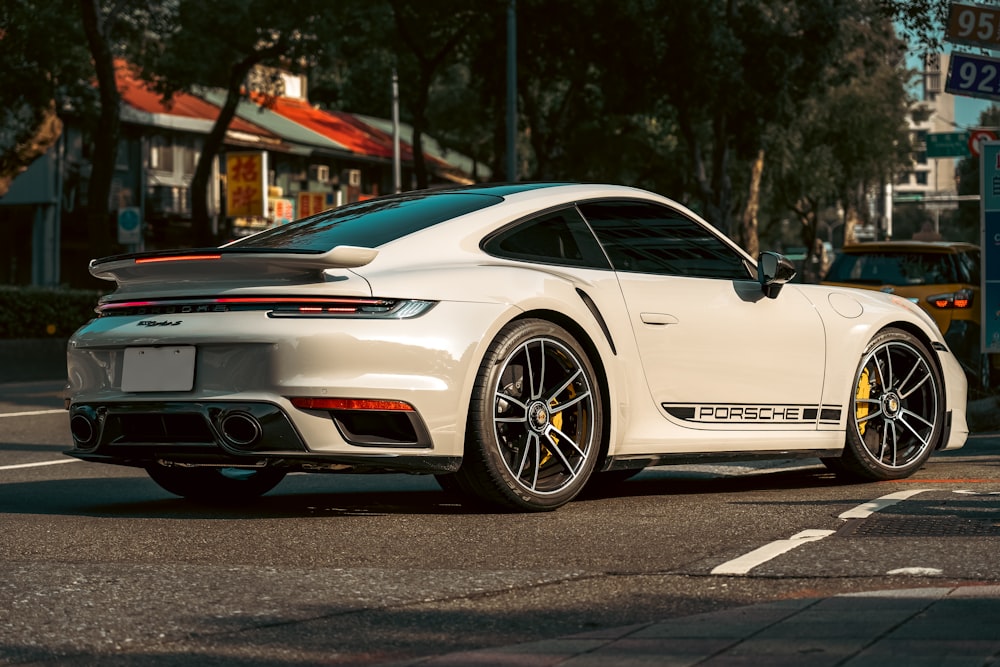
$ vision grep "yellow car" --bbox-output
[823,240,995,389]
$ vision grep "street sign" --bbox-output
[926,131,970,157]
[947,2,1000,49]
[117,207,141,245]
[970,128,999,157]
[945,51,1000,101]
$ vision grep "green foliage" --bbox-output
[0,286,103,339]
[0,0,952,259]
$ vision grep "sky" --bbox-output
[956,96,995,129]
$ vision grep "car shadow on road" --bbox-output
[0,465,857,520]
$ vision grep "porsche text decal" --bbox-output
[662,403,842,424]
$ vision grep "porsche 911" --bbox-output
[65,183,969,511]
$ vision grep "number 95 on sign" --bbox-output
[946,52,1000,102]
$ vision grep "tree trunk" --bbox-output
[739,148,764,257]
[190,60,256,247]
[842,201,861,246]
[79,0,119,259]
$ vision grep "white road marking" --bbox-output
[838,489,931,519]
[711,529,835,575]
[0,459,79,471]
[712,489,934,576]
[887,567,944,576]
[0,409,65,418]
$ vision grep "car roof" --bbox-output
[838,241,979,254]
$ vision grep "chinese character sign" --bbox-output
[297,191,329,219]
[226,152,267,217]
[270,198,294,225]
[979,142,1000,352]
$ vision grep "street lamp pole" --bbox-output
[506,0,517,182]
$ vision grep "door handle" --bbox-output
[640,312,679,325]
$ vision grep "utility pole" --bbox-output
[506,0,517,182]
[392,68,401,193]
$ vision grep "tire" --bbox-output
[453,319,603,511]
[145,464,286,503]
[828,328,944,481]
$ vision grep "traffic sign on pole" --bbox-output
[926,131,970,158]
[970,128,998,157]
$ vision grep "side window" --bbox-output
[483,207,611,269]
[959,249,980,285]
[578,200,752,279]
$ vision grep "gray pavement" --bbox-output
[384,586,1000,666]
[5,340,1000,665]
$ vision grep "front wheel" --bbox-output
[145,464,287,503]
[826,328,944,481]
[453,319,603,511]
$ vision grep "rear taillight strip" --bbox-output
[97,297,436,319]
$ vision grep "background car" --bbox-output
[65,184,969,511]
[822,240,997,390]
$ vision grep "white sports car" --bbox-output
[65,183,969,511]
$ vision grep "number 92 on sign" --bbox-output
[946,52,1000,101]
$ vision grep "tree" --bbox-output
[0,0,90,197]
[138,0,336,246]
[308,0,486,189]
[769,6,912,256]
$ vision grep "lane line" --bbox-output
[711,530,835,575]
[0,459,79,471]
[838,489,931,519]
[0,409,65,418]
[712,489,933,576]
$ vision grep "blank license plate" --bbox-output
[121,346,196,392]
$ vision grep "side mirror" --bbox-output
[757,251,796,298]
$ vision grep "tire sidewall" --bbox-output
[470,319,603,510]
[845,328,944,479]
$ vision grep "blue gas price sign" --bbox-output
[979,142,1000,352]
[946,52,1000,101]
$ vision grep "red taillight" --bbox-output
[926,290,974,309]
[953,289,973,308]
[930,297,952,308]
[291,397,415,412]
[135,254,222,264]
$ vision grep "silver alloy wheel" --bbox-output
[851,338,939,470]
[491,336,596,496]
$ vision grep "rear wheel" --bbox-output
[145,464,286,503]
[454,319,603,511]
[824,328,944,481]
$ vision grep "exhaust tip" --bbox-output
[220,411,263,448]
[70,410,97,447]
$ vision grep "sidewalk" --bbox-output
[386,586,1000,666]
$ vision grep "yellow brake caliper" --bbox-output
[856,367,871,435]
[539,385,573,467]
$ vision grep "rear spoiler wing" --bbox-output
[89,246,379,284]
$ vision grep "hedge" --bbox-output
[0,286,105,339]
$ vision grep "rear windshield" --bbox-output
[824,251,958,285]
[228,192,502,251]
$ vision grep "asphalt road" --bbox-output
[2,380,999,665]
